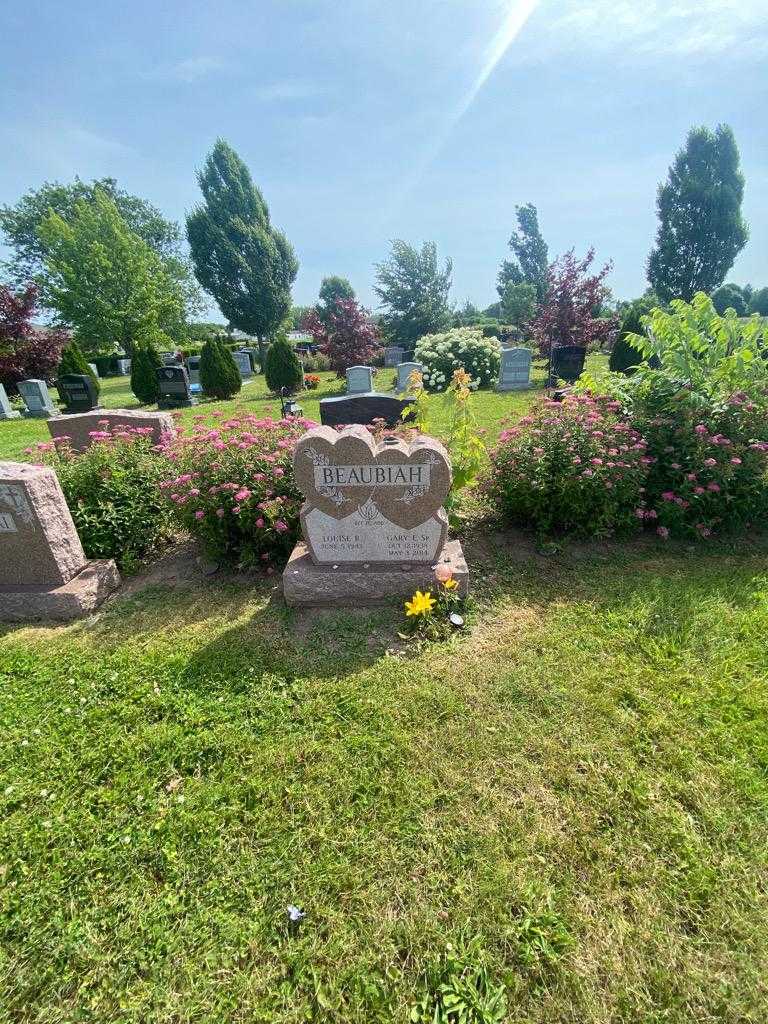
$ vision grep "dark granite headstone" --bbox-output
[319,391,415,428]
[550,345,587,384]
[157,365,196,408]
[56,374,99,413]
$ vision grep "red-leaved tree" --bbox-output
[531,249,616,356]
[302,298,381,377]
[0,283,68,393]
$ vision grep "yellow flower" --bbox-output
[405,590,436,617]
[442,578,459,591]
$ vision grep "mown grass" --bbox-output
[1,536,767,1021]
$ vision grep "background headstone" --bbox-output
[346,365,374,394]
[56,373,100,413]
[0,462,120,620]
[550,345,587,384]
[384,346,404,368]
[87,362,99,377]
[0,383,21,420]
[18,379,58,419]
[396,362,422,392]
[186,355,203,394]
[233,350,253,379]
[48,409,176,452]
[497,348,532,391]
[116,358,131,375]
[319,393,415,428]
[157,365,196,408]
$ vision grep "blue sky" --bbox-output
[1,0,767,319]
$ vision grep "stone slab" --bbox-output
[47,409,176,452]
[319,392,415,428]
[0,383,21,419]
[282,539,468,607]
[0,559,119,622]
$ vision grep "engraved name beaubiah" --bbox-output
[314,463,430,489]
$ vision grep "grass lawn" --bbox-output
[2,352,767,1020]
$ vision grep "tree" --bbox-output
[264,336,303,394]
[499,281,537,328]
[58,339,99,394]
[749,287,768,316]
[0,176,201,321]
[0,282,68,393]
[711,282,748,317]
[609,294,659,374]
[200,337,242,400]
[374,240,452,347]
[531,249,615,356]
[130,340,162,405]
[316,276,355,327]
[647,124,748,302]
[38,191,186,358]
[497,203,549,304]
[302,298,380,377]
[186,140,298,370]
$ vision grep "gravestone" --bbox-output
[283,424,468,606]
[157,365,197,408]
[320,392,415,428]
[186,355,203,395]
[56,374,100,413]
[0,462,120,621]
[384,346,404,368]
[116,358,131,375]
[48,409,176,452]
[18,379,58,419]
[0,384,20,420]
[550,345,587,384]
[346,365,374,394]
[497,348,532,391]
[396,361,422,392]
[240,347,259,371]
[161,351,177,365]
[233,350,253,380]
[88,362,99,377]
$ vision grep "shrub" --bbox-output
[159,413,314,570]
[0,282,68,394]
[304,373,320,390]
[302,298,380,377]
[130,343,162,404]
[200,337,242,399]
[414,327,501,392]
[58,340,100,395]
[301,351,330,372]
[485,394,648,538]
[265,336,303,394]
[609,297,654,374]
[31,426,174,571]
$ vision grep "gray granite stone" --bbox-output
[396,362,422,392]
[48,409,176,453]
[0,384,20,419]
[346,365,374,394]
[497,347,532,391]
[18,379,58,418]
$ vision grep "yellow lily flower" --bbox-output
[442,578,459,591]
[405,590,436,617]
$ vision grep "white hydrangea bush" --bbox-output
[414,328,501,392]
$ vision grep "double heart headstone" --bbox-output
[293,424,452,564]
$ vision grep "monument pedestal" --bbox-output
[0,559,120,622]
[283,540,468,607]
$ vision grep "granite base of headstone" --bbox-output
[18,379,58,418]
[48,410,176,452]
[0,462,120,621]
[282,424,469,607]
[319,392,415,428]
[0,384,21,420]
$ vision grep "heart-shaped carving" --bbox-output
[293,425,452,530]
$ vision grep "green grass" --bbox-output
[0,354,585,461]
[1,537,767,1021]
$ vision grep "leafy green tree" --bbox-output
[0,176,201,320]
[58,339,99,394]
[200,336,242,399]
[609,294,658,374]
[374,240,452,347]
[499,281,537,328]
[711,282,748,317]
[130,340,162,404]
[749,287,768,316]
[264,336,303,394]
[648,125,748,302]
[316,276,355,326]
[38,191,186,357]
[186,140,298,370]
[497,203,549,304]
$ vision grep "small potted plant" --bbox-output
[304,373,321,390]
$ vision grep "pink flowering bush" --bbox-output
[32,425,174,571]
[159,413,315,570]
[485,394,649,537]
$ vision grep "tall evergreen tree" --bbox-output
[200,336,242,400]
[186,140,298,370]
[497,203,549,304]
[58,339,100,394]
[647,124,748,303]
